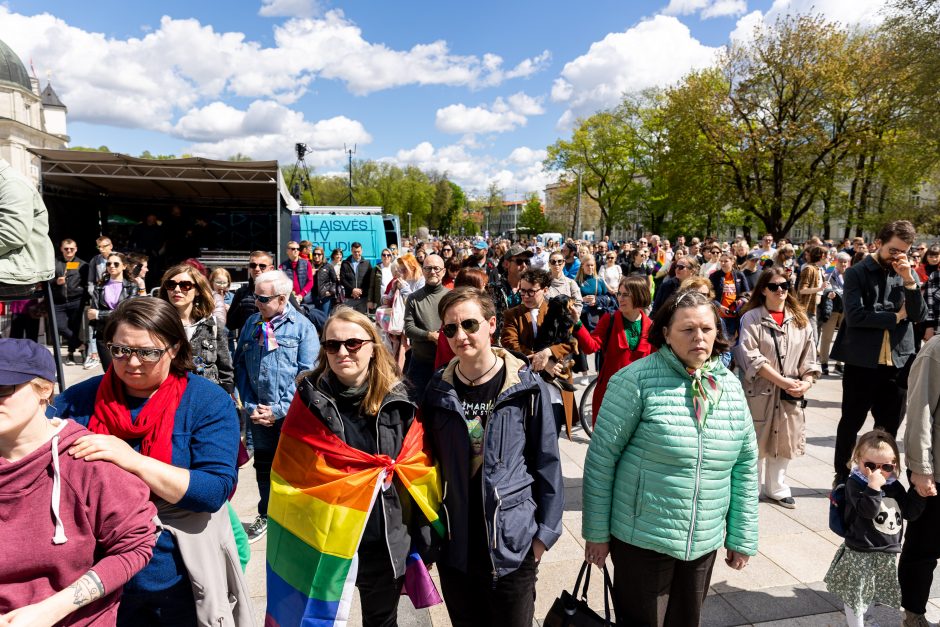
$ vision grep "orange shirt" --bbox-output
[719,273,737,317]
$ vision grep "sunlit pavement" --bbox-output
[59,358,940,626]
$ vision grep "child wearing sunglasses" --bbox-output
[824,429,925,627]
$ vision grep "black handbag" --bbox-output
[771,328,808,408]
[543,561,616,627]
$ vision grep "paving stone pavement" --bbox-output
[57,357,940,626]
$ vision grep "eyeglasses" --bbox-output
[519,288,541,297]
[287,246,300,251]
[442,319,483,338]
[253,293,281,303]
[106,262,123,268]
[423,266,445,274]
[163,280,195,292]
[313,252,323,257]
[323,338,373,354]
[107,343,168,362]
[549,259,565,265]
[674,264,689,270]
[863,461,896,473]
[381,253,392,257]
[617,291,632,299]
[886,247,911,257]
[765,282,790,292]
[0,383,20,398]
[248,263,269,270]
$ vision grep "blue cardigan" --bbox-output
[53,373,240,593]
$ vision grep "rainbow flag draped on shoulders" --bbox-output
[265,393,444,627]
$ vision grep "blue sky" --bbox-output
[0,0,884,198]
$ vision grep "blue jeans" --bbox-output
[250,418,284,517]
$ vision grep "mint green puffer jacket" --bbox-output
[582,347,758,561]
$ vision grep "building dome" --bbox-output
[0,38,31,91]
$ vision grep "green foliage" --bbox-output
[69,145,111,152]
[518,193,549,233]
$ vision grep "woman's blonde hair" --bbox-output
[575,253,598,284]
[679,276,714,299]
[158,263,216,321]
[396,253,421,281]
[303,306,401,415]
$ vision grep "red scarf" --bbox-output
[87,369,188,464]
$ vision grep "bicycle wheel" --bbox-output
[579,378,598,437]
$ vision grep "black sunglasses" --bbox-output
[442,319,482,338]
[253,293,280,303]
[863,461,895,473]
[323,338,373,354]
[519,288,541,297]
[765,282,789,292]
[248,263,269,270]
[513,258,530,266]
[0,383,20,398]
[549,259,565,265]
[163,280,195,292]
[288,246,300,251]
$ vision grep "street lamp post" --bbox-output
[406,212,412,240]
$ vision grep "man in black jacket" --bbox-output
[52,238,89,364]
[340,242,372,313]
[226,250,274,337]
[830,220,926,483]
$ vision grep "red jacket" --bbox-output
[575,310,655,423]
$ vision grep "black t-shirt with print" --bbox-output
[453,362,506,572]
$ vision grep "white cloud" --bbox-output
[551,15,719,127]
[435,92,545,135]
[0,6,551,137]
[258,0,323,18]
[180,101,371,164]
[663,0,748,19]
[730,0,885,43]
[389,142,551,196]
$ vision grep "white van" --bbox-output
[538,232,564,247]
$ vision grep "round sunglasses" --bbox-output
[442,319,482,338]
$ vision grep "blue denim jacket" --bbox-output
[234,302,319,420]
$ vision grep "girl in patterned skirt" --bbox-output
[824,430,925,626]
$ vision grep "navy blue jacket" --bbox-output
[423,349,564,577]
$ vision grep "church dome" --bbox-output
[0,38,31,91]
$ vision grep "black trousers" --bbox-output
[899,482,940,615]
[9,313,40,341]
[116,579,196,627]
[833,363,908,479]
[356,555,406,627]
[54,300,84,352]
[250,418,283,517]
[610,536,717,627]
[438,550,539,627]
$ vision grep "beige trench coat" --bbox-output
[734,306,821,459]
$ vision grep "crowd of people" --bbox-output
[2,193,940,627]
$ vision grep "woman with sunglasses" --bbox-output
[734,267,819,509]
[285,306,437,626]
[158,264,234,393]
[87,252,139,371]
[368,248,396,310]
[650,256,699,316]
[598,250,622,293]
[1,339,156,627]
[546,250,583,316]
[54,298,251,625]
[423,287,563,627]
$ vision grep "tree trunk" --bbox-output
[843,154,866,240]
[822,194,831,240]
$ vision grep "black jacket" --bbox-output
[842,473,925,553]
[340,256,372,299]
[423,349,564,577]
[295,376,436,577]
[226,282,258,335]
[189,316,234,393]
[89,280,138,329]
[52,257,89,303]
[313,264,338,303]
[709,268,750,311]
[830,254,926,368]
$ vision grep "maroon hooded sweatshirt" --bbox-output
[0,419,156,625]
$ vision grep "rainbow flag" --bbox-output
[265,395,444,627]
[652,247,667,273]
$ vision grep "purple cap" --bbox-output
[0,339,57,385]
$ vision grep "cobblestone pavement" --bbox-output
[59,358,940,626]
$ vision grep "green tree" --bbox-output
[518,193,548,234]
